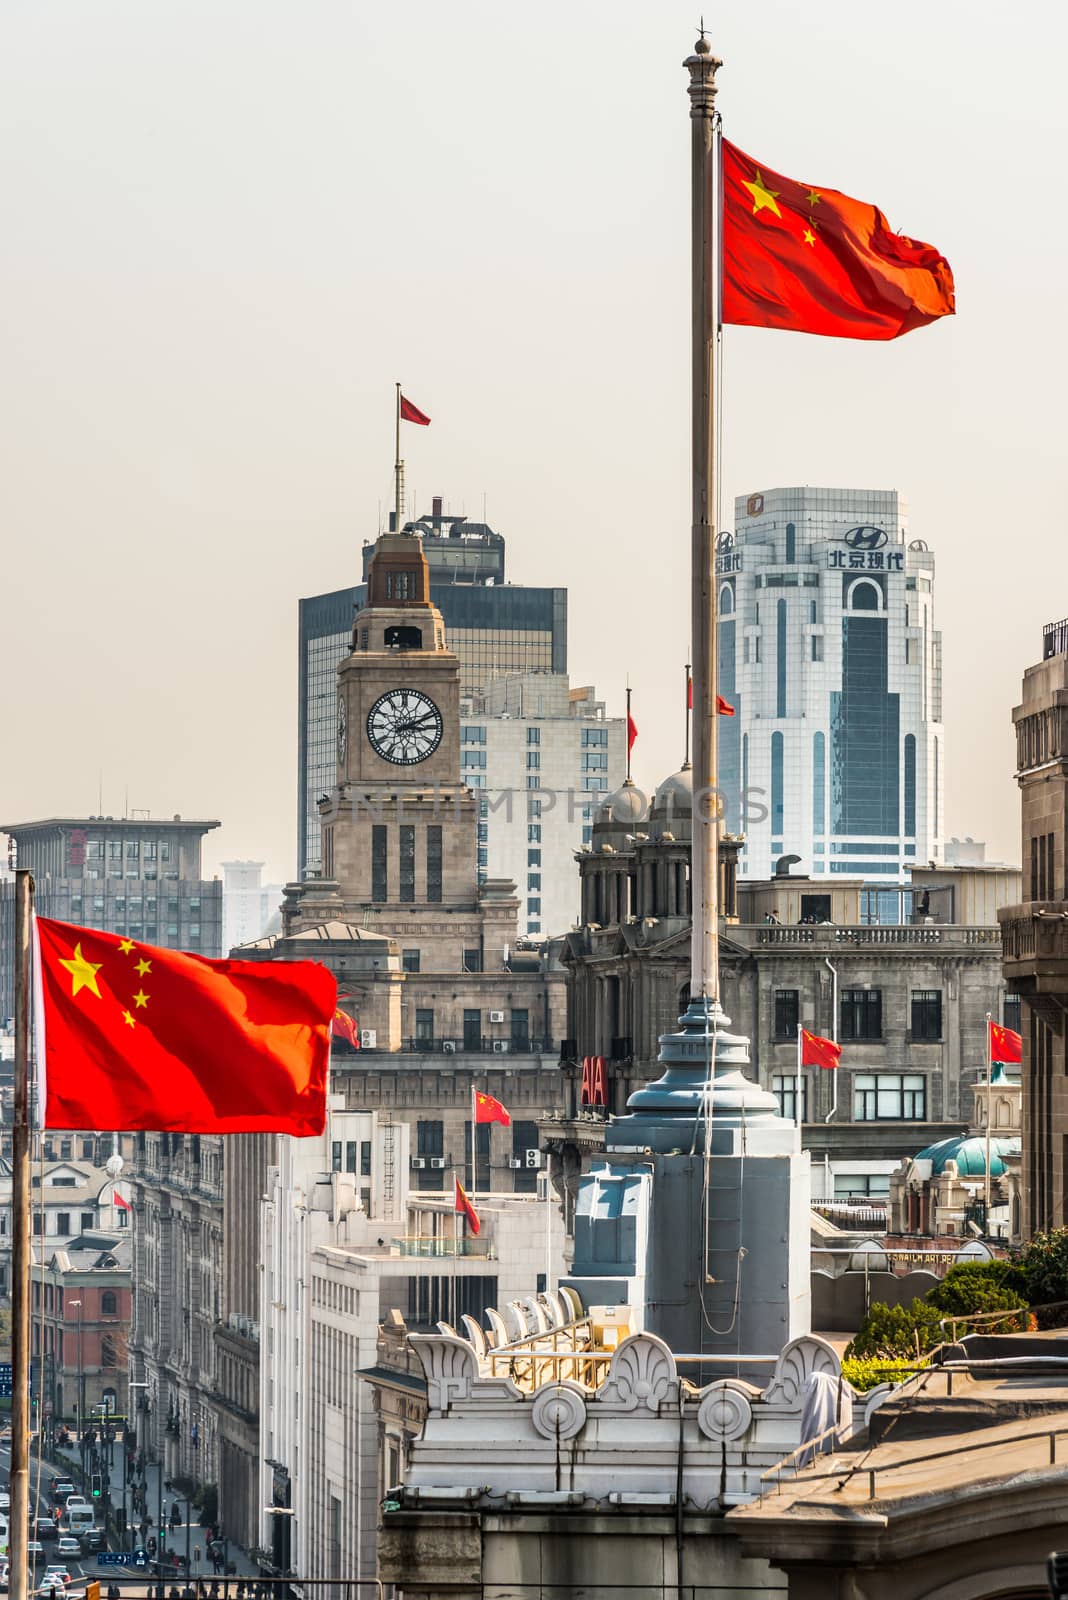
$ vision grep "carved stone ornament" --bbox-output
[862,1383,894,1427]
[531,1381,587,1441]
[598,1333,679,1413]
[696,1381,755,1441]
[409,1333,478,1412]
[762,1335,841,1410]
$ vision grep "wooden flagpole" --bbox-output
[11,869,34,1600]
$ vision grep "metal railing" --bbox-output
[391,1234,486,1259]
[405,1035,553,1055]
[749,924,1001,949]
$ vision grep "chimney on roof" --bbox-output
[432,495,443,530]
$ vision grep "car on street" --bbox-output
[40,1569,73,1589]
[28,1540,46,1556]
[0,1493,8,1511]
[51,1481,76,1503]
[55,1536,82,1559]
[78,1527,105,1553]
[36,1516,58,1538]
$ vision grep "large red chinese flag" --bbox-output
[989,1020,1022,1064]
[474,1091,511,1127]
[454,1177,481,1235]
[35,918,335,1135]
[722,140,954,341]
[800,1028,842,1071]
[399,394,431,425]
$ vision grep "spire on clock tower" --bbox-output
[366,529,432,610]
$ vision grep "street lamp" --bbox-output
[68,1299,83,1449]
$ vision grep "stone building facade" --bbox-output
[554,774,1019,1215]
[128,1132,224,1489]
[1001,617,1068,1237]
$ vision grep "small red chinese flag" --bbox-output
[722,139,955,341]
[474,1091,510,1127]
[717,696,735,717]
[399,394,431,425]
[455,1177,480,1235]
[800,1028,842,1071]
[35,918,335,1135]
[332,1008,361,1050]
[113,1190,131,1212]
[687,672,693,711]
[627,713,638,754]
[989,1020,1022,1064]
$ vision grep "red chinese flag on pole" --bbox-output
[113,1190,131,1212]
[989,1020,1022,1064]
[627,714,638,754]
[474,1091,511,1127]
[331,1008,361,1050]
[687,672,693,711]
[800,1028,842,1071]
[454,1177,481,1235]
[34,917,335,1135]
[399,394,431,425]
[722,139,955,341]
[717,696,735,717]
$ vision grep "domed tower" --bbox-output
[577,780,647,926]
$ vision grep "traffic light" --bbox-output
[91,1471,102,1499]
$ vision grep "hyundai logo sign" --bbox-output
[843,525,889,551]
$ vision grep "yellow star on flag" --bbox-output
[58,943,103,1000]
[806,189,821,207]
[118,938,134,956]
[742,170,781,218]
[132,990,150,1010]
[135,958,152,978]
[122,1009,136,1028]
[803,228,817,247]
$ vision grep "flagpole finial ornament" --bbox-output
[685,35,721,110]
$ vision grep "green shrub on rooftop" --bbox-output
[925,1262,1029,1318]
[1015,1229,1068,1315]
[841,1356,924,1391]
[845,1299,944,1360]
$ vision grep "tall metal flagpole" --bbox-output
[683,664,692,769]
[11,869,34,1600]
[394,382,405,533]
[685,35,722,1007]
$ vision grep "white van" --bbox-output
[66,1504,96,1535]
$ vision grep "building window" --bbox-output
[511,1009,529,1048]
[904,733,916,838]
[774,990,799,1040]
[582,826,592,844]
[582,727,608,747]
[811,635,823,662]
[528,825,541,843]
[477,847,488,867]
[56,1213,70,1237]
[854,1073,926,1120]
[527,897,541,916]
[771,732,784,839]
[1004,993,1021,1033]
[417,1120,445,1191]
[371,825,388,903]
[461,750,487,769]
[582,751,608,770]
[526,751,541,770]
[527,727,541,745]
[426,826,442,903]
[785,522,796,563]
[100,1336,117,1368]
[463,948,482,973]
[528,849,541,866]
[81,1212,93,1230]
[462,726,486,744]
[585,777,608,791]
[772,1074,807,1121]
[415,1009,434,1045]
[840,989,882,1041]
[361,1140,372,1177]
[527,873,541,890]
[512,1121,540,1193]
[776,599,787,717]
[910,989,942,1041]
[463,1009,481,1050]
[101,1291,117,1315]
[402,949,421,973]
[833,1173,891,1200]
[399,825,416,903]
[812,732,825,838]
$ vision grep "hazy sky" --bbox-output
[3,1,1065,888]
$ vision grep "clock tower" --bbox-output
[322,529,481,917]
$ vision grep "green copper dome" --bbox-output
[913,1134,1020,1177]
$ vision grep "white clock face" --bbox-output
[337,695,347,763]
[366,688,443,765]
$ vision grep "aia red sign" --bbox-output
[581,1055,607,1107]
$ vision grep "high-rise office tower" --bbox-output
[0,814,222,1015]
[298,498,566,876]
[716,486,944,884]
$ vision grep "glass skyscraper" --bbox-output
[298,505,567,876]
[716,486,943,883]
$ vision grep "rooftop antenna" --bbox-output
[98,771,103,815]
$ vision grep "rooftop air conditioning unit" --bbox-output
[525,1148,542,1169]
[442,1040,456,1053]
[410,1157,426,1170]
[429,1157,446,1170]
[508,1158,523,1169]
[489,1011,505,1024]
[492,1040,509,1054]
[360,1029,377,1050]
